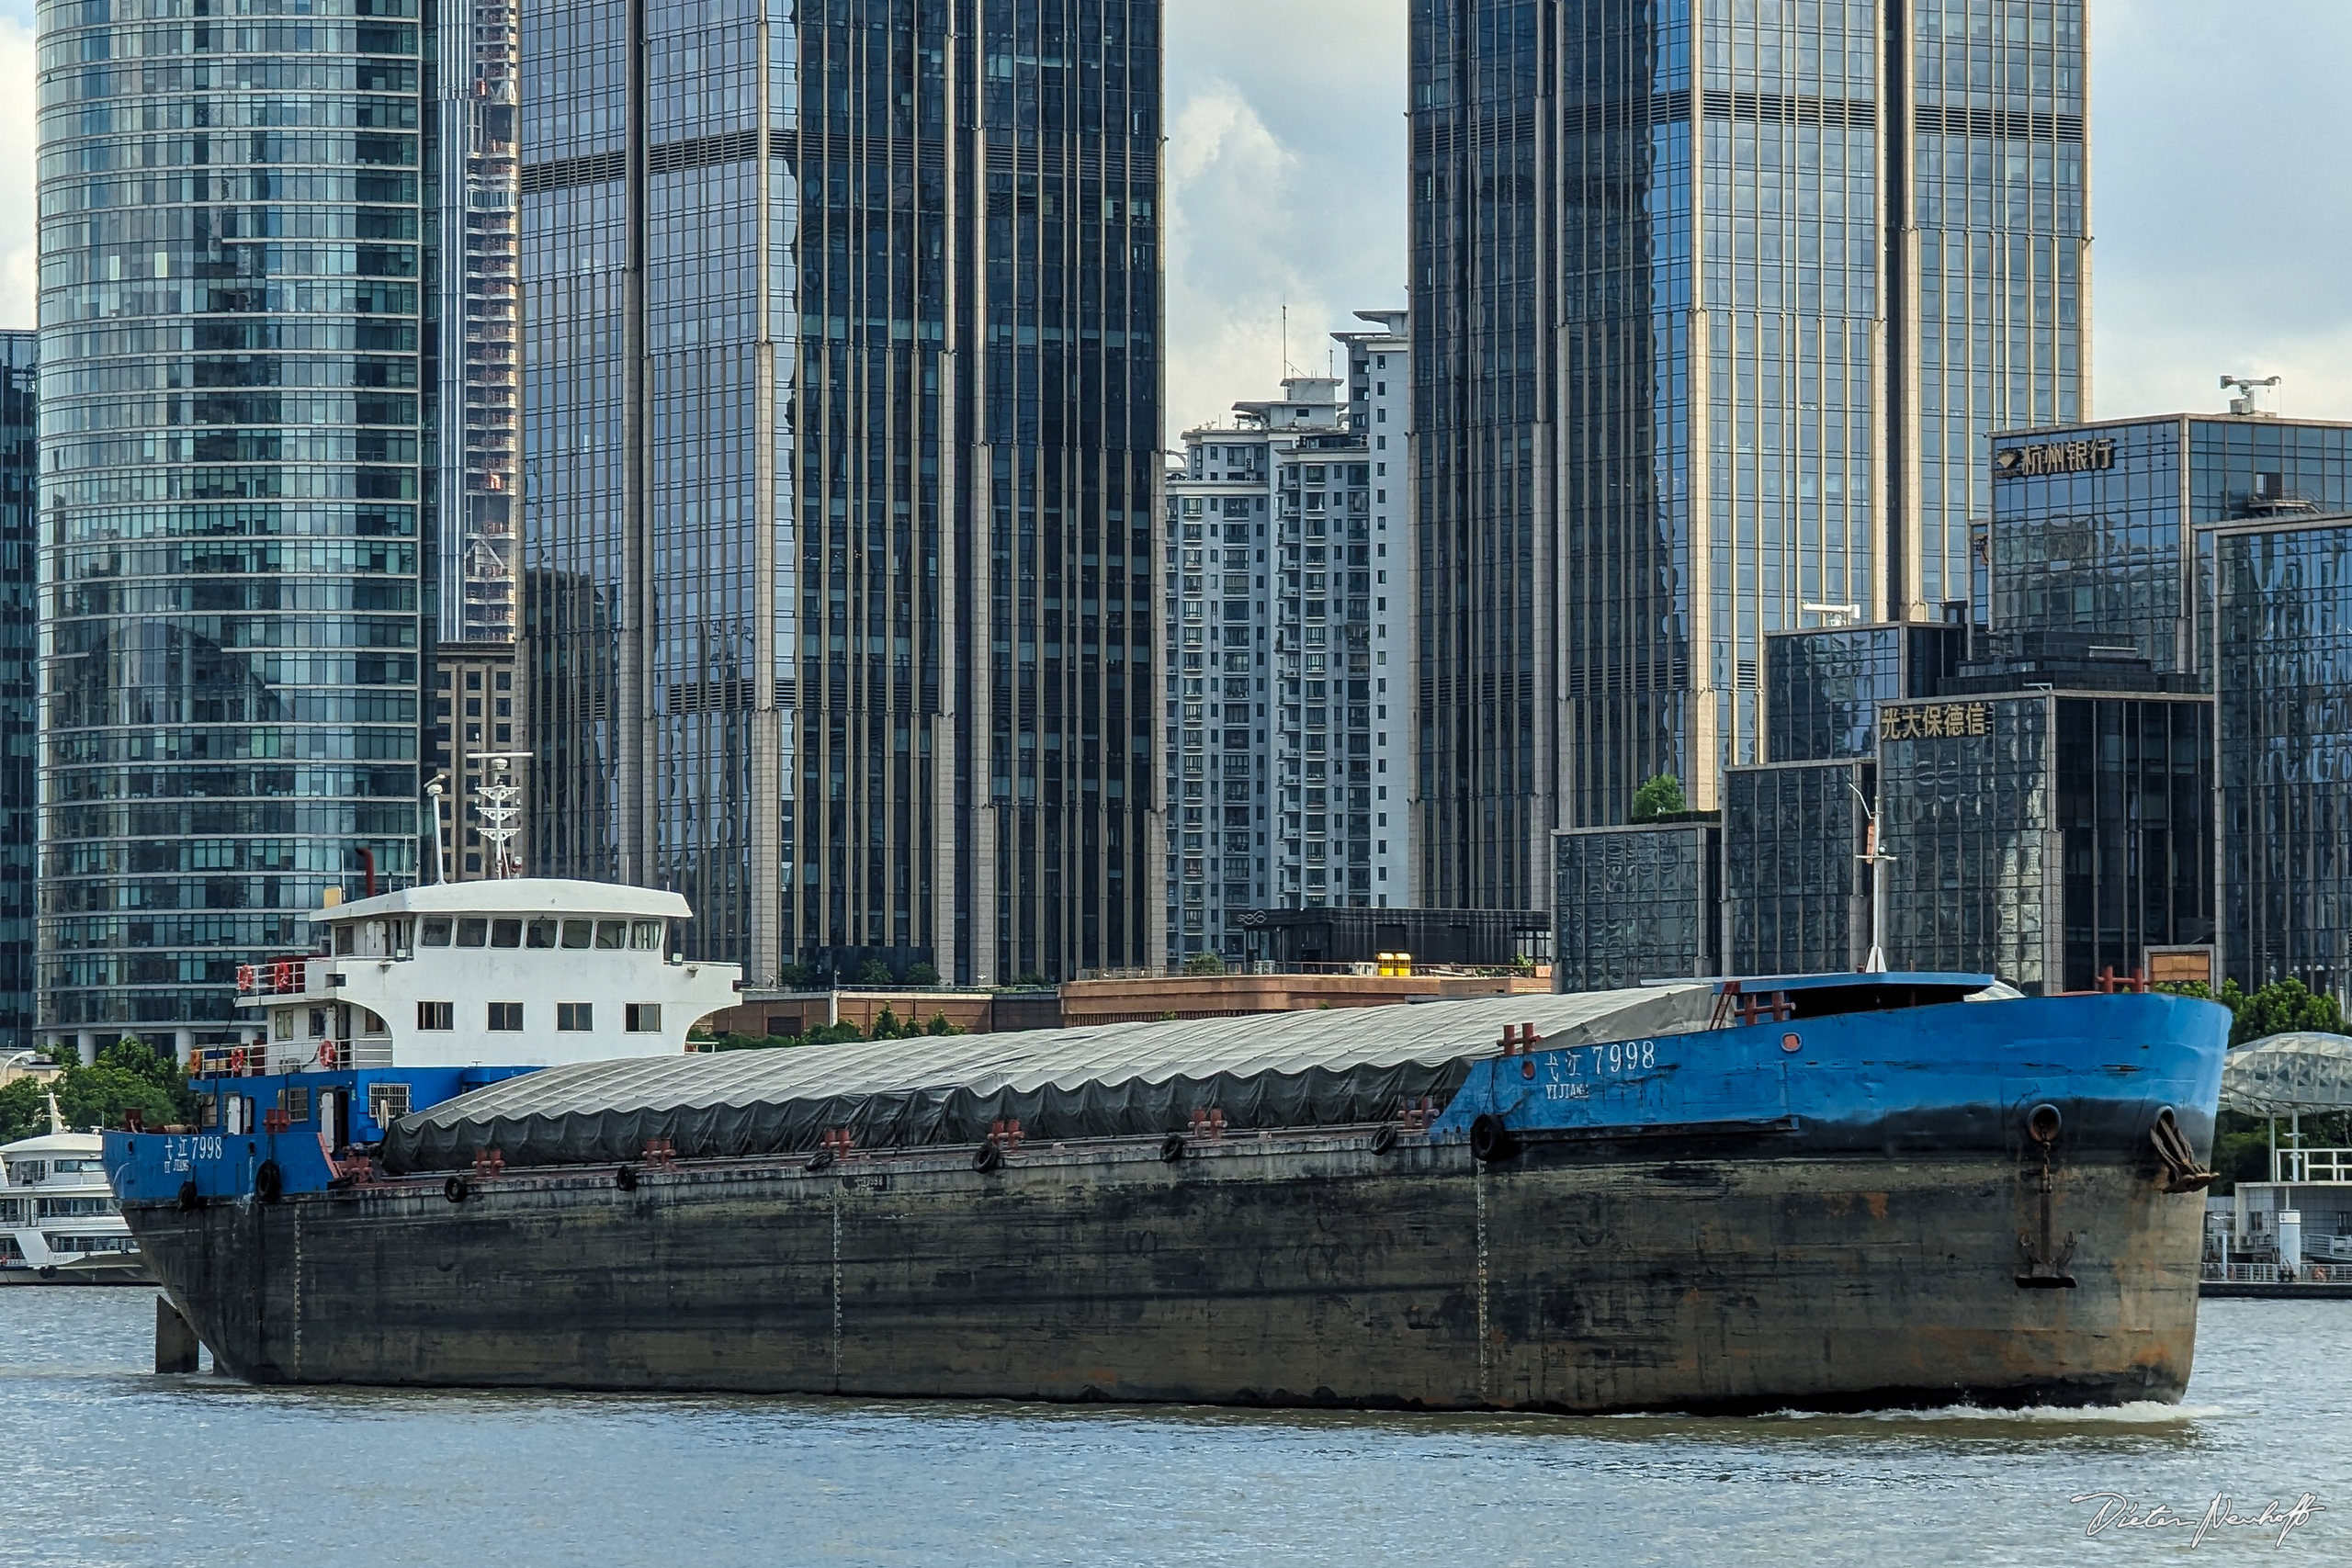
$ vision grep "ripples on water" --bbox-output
[3,1292,2342,1567]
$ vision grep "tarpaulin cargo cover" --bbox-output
[381,986,1714,1172]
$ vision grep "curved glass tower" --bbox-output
[35,0,427,1051]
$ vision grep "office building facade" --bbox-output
[523,3,1163,986]
[1987,412,2352,681]
[35,2,429,1049]
[2214,515,2352,1010]
[0,335,33,1050]
[1411,0,2088,908]
[1723,758,1869,976]
[1551,816,1722,992]
[1161,314,1410,966]
[1877,685,2212,993]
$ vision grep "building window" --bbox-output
[625,1003,662,1033]
[417,1001,454,1031]
[487,1001,523,1031]
[557,1002,593,1032]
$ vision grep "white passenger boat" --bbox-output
[1,1096,144,1284]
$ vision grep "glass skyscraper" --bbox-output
[35,0,429,1051]
[0,333,33,1050]
[524,3,1162,986]
[1411,0,2087,908]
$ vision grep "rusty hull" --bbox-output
[127,1131,2202,1412]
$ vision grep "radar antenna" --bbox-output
[2220,373,2281,417]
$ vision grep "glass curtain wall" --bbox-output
[2217,521,2352,1010]
[525,1,1160,986]
[0,333,32,1050]
[35,0,427,1046]
[1414,2,2086,915]
[1896,0,2088,615]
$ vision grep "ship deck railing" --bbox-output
[2203,1261,2350,1285]
[2273,1147,2352,1183]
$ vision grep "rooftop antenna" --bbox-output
[472,753,534,879]
[2220,373,2281,417]
[1280,299,1293,379]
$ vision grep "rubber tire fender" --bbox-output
[1469,1113,1517,1164]
[614,1165,639,1191]
[972,1143,1004,1174]
[804,1148,835,1173]
[176,1179,202,1213]
[253,1159,284,1203]
[1159,1133,1187,1163]
[443,1175,470,1204]
[1370,1125,1398,1156]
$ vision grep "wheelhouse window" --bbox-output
[487,1002,523,1031]
[421,919,453,946]
[630,920,662,951]
[417,1001,454,1032]
[458,919,490,947]
[560,919,594,949]
[556,1002,593,1032]
[594,919,628,950]
[334,925,355,954]
[492,919,523,948]
[526,919,557,949]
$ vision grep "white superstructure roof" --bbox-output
[310,878,693,925]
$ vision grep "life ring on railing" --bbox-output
[316,1040,338,1069]
[235,964,256,991]
[229,1047,247,1075]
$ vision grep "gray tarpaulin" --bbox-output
[382,986,1715,1173]
[2221,1032,2352,1116]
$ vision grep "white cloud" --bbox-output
[0,20,32,331]
[1163,1,1408,442]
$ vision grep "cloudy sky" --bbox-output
[1,1,2344,439]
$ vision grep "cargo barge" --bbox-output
[103,919,2230,1414]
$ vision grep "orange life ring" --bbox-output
[229,1046,247,1073]
[316,1040,337,1068]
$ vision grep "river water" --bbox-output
[3,1290,2341,1567]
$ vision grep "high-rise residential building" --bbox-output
[0,333,33,1050]
[34,4,429,1054]
[1160,314,1410,966]
[429,0,526,877]
[1411,0,2089,909]
[523,4,1163,987]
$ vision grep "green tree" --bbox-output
[0,1077,52,1143]
[1182,951,1227,976]
[2,1037,196,1138]
[923,1012,963,1037]
[854,958,894,986]
[870,1004,905,1040]
[776,962,817,990]
[2230,976,2345,1047]
[1629,773,1688,822]
[904,962,942,987]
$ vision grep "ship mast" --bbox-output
[473,752,533,879]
